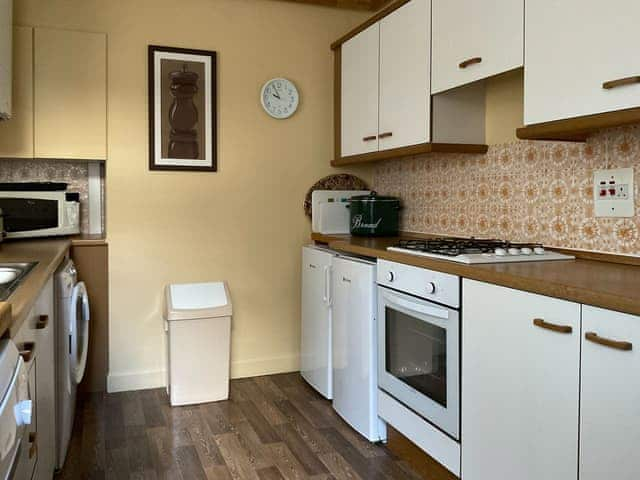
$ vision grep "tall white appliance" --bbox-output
[332,255,386,442]
[301,245,336,399]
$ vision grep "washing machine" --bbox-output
[55,259,90,469]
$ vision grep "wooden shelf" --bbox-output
[331,142,488,167]
[516,107,640,142]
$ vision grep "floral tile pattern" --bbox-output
[0,159,102,234]
[373,125,640,256]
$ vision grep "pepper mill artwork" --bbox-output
[168,64,199,159]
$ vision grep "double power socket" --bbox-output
[594,167,634,217]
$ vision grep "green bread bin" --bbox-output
[348,192,401,237]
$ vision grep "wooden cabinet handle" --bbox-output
[18,342,36,362]
[602,76,640,90]
[459,57,482,69]
[378,132,393,139]
[533,318,573,334]
[36,314,49,330]
[362,135,377,142]
[28,432,37,459]
[585,332,632,351]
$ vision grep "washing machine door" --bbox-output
[70,282,90,385]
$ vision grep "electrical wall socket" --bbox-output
[594,167,634,217]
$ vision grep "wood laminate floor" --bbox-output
[57,373,424,480]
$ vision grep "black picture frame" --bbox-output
[148,45,217,171]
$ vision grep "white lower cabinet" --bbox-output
[461,280,580,480]
[13,277,55,480]
[580,305,640,480]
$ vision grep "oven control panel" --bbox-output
[377,259,460,308]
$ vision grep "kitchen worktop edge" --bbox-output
[311,232,640,317]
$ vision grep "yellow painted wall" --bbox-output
[15,0,371,391]
[485,68,524,145]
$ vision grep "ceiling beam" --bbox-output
[273,0,393,11]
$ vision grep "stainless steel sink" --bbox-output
[0,262,38,301]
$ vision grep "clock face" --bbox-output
[261,78,299,119]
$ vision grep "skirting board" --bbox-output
[107,369,166,393]
[107,353,300,393]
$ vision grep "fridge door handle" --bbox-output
[324,266,332,307]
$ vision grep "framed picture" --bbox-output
[148,45,217,171]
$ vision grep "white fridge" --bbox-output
[301,245,336,399]
[331,255,386,442]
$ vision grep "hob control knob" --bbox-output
[426,282,436,294]
[387,271,395,282]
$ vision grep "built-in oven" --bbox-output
[377,259,460,440]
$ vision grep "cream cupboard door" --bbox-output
[461,280,580,480]
[0,27,34,158]
[34,28,107,160]
[431,0,523,94]
[379,0,430,151]
[525,0,640,125]
[580,306,640,480]
[34,278,55,480]
[341,24,379,157]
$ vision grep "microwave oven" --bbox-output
[0,183,80,239]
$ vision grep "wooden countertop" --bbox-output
[70,234,108,246]
[0,239,71,338]
[312,232,640,317]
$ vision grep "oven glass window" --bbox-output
[385,306,447,407]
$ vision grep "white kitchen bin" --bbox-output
[164,281,232,406]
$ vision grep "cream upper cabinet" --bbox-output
[340,0,431,158]
[0,27,34,158]
[341,24,379,158]
[379,0,430,151]
[580,305,640,480]
[525,0,640,125]
[34,28,107,160]
[432,0,523,94]
[462,280,580,480]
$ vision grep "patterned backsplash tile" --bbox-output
[373,125,640,256]
[0,159,104,234]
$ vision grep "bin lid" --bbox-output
[164,281,232,321]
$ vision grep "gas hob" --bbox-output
[387,238,575,264]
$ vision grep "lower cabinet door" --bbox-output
[461,280,580,480]
[580,305,640,480]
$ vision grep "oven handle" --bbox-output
[384,293,449,320]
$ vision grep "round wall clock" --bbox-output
[260,78,299,119]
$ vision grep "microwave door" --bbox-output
[0,197,59,233]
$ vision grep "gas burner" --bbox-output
[388,237,573,264]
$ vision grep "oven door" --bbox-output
[377,286,460,440]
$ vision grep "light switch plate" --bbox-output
[594,167,634,217]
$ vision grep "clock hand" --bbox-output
[272,90,281,100]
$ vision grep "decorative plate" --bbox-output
[304,174,369,217]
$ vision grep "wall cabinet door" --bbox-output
[461,280,580,480]
[580,306,640,480]
[0,26,34,158]
[525,0,640,125]
[432,0,523,94]
[379,0,430,151]
[341,24,379,157]
[34,28,107,160]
